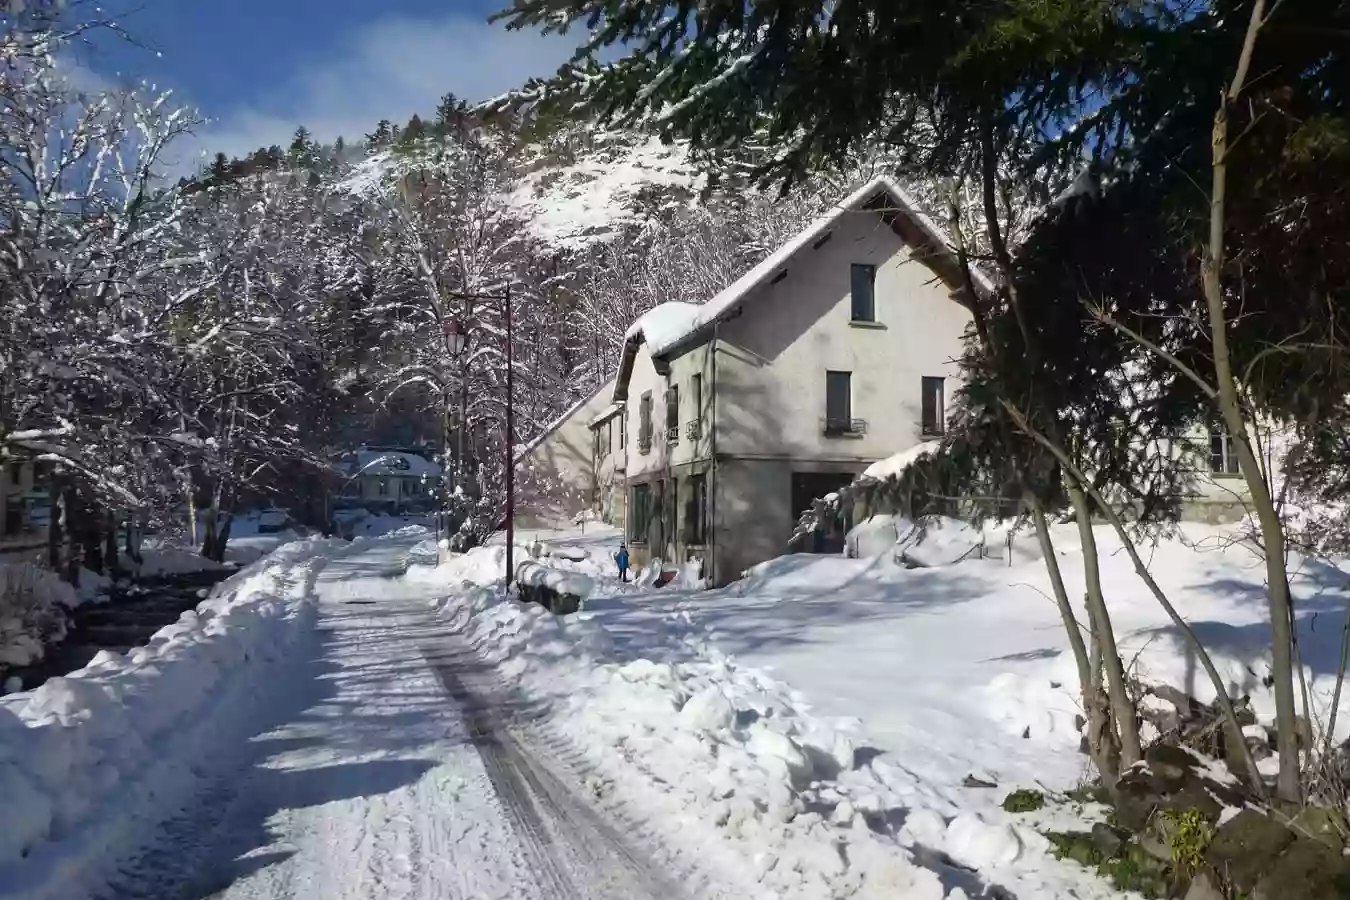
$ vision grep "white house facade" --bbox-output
[607,175,978,584]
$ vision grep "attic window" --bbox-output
[812,232,834,250]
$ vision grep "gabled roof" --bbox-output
[514,375,616,463]
[614,174,992,400]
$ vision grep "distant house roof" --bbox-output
[514,376,616,463]
[344,450,441,478]
[588,401,625,429]
[614,174,992,401]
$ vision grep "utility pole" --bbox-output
[504,283,515,590]
[447,285,517,589]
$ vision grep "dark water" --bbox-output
[5,567,238,691]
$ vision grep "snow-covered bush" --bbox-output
[0,564,77,670]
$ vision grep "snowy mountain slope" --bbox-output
[506,131,706,251]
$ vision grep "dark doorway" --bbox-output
[790,471,856,554]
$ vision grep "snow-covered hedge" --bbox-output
[0,537,344,900]
[0,564,78,670]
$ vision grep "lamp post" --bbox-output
[445,285,516,588]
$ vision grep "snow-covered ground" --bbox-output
[0,537,344,899]
[421,519,1350,898]
[5,516,1336,900]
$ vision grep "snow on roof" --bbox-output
[861,441,941,481]
[515,376,616,462]
[506,135,704,252]
[620,174,993,371]
[346,450,441,478]
[624,302,703,357]
[588,402,625,429]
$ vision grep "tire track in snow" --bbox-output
[425,639,687,900]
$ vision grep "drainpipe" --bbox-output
[709,322,719,585]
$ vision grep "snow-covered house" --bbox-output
[515,378,620,529]
[337,447,442,513]
[609,175,980,584]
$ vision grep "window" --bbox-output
[376,477,390,497]
[619,410,626,448]
[686,473,708,545]
[631,483,651,544]
[691,373,703,421]
[851,263,876,322]
[665,477,678,546]
[639,392,653,452]
[666,385,680,441]
[921,377,946,436]
[1210,428,1241,475]
[593,427,602,462]
[826,370,852,427]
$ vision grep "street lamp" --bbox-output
[445,286,517,589]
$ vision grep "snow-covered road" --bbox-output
[115,542,692,900]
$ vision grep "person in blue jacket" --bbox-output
[615,543,630,583]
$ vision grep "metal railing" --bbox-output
[685,419,702,440]
[821,417,867,436]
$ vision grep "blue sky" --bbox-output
[81,0,578,167]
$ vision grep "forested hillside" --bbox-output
[0,15,854,563]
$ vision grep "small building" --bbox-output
[606,175,980,584]
[336,446,442,513]
[515,378,620,529]
[0,459,49,562]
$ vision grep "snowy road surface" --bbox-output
[115,543,694,900]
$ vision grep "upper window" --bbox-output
[922,377,946,436]
[639,392,653,451]
[1210,428,1241,475]
[691,373,703,420]
[826,370,852,426]
[666,384,680,439]
[851,263,877,322]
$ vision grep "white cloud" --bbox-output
[167,13,577,172]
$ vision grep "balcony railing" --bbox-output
[821,417,867,437]
[638,433,652,454]
[666,425,680,445]
[685,419,702,441]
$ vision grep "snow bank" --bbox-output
[845,515,906,559]
[432,585,962,899]
[0,565,76,669]
[515,560,595,601]
[0,537,345,900]
[895,516,986,568]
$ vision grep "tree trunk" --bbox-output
[1202,0,1298,802]
[1032,497,1119,782]
[1066,478,1143,767]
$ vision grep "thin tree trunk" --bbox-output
[1066,478,1143,766]
[1008,402,1267,795]
[1203,0,1299,802]
[1032,496,1119,781]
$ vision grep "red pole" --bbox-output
[504,284,515,589]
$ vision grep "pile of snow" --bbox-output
[430,579,1033,899]
[894,516,986,568]
[845,515,905,559]
[0,537,345,899]
[0,565,77,669]
[515,560,596,602]
[119,546,225,579]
